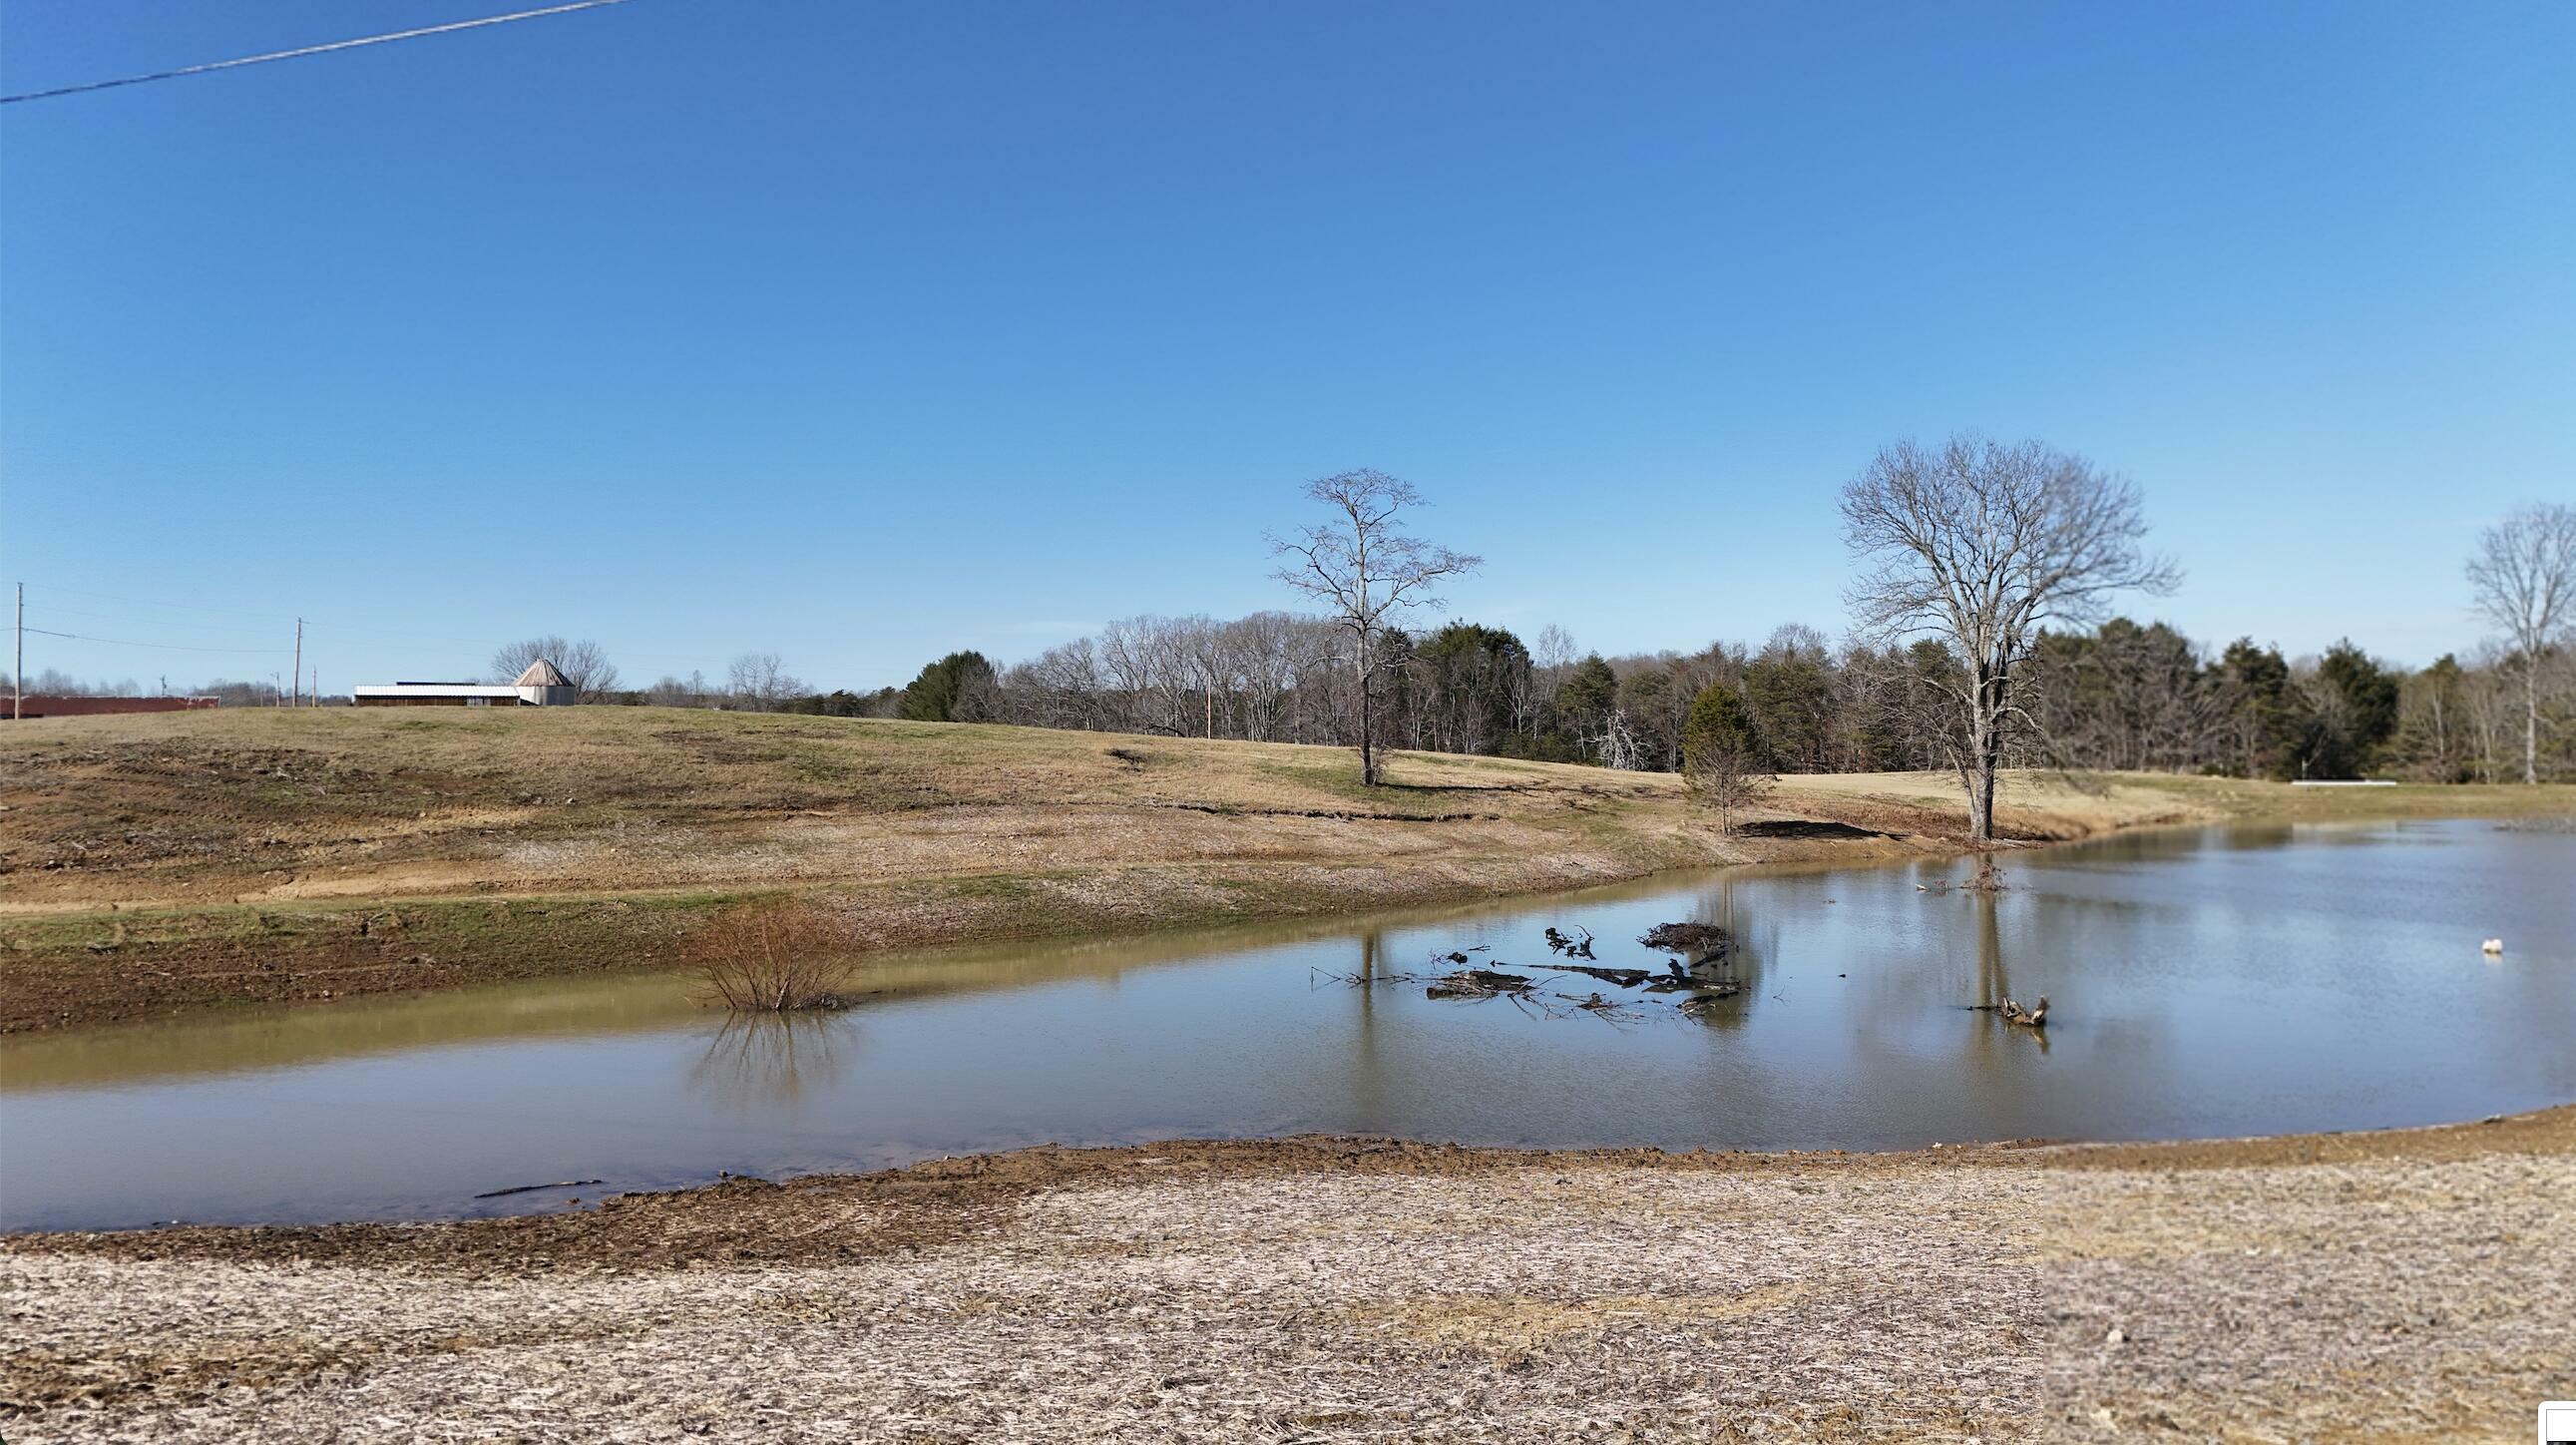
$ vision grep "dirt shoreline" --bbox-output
[6,1106,2569,1440]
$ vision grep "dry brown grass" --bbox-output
[4,708,2569,1030]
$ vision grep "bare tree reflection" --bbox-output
[1972,891,2047,1054]
[690,1012,859,1107]
[1348,927,1389,1124]
[1665,878,1769,1032]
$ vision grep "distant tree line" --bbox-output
[19,468,2566,791]
[860,613,2558,784]
[19,601,2569,785]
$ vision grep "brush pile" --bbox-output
[1637,921,1731,957]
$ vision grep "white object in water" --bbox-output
[2481,938,2504,955]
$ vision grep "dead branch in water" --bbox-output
[1542,926,1596,959]
[1556,991,1648,1024]
[1671,990,1740,1018]
[1969,995,2049,1028]
[473,1179,604,1200]
[1426,968,1537,999]
[1532,962,1653,988]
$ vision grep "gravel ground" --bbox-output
[4,1112,2570,1442]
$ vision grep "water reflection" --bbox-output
[1348,927,1390,1124]
[1970,891,2048,1056]
[1666,877,1761,1032]
[5,818,2571,1231]
[689,1012,859,1108]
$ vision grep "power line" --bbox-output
[22,627,289,655]
[2,0,642,106]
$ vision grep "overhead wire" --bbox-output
[22,627,289,655]
[1,0,642,105]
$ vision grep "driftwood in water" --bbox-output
[474,1179,605,1200]
[1638,922,1731,956]
[1970,994,2049,1028]
[1639,959,1700,990]
[1551,991,1653,1024]
[1426,968,1537,999]
[1542,926,1596,959]
[1673,988,1742,1017]
[1532,962,1653,989]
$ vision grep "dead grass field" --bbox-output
[4,708,2568,1030]
[4,1107,2568,1442]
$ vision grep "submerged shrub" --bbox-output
[687,904,859,1011]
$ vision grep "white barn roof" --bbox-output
[353,684,525,700]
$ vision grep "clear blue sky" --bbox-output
[4,0,2570,693]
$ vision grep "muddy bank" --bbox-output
[0,840,1931,1034]
[6,1107,2569,1441]
[0,776,2136,1034]
[9,710,2570,1033]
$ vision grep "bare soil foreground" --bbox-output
[3,1107,2568,1442]
[8,709,2570,1032]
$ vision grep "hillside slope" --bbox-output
[2,708,2562,1030]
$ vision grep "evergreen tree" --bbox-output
[2295,640,2400,778]
[1551,655,1618,749]
[1414,622,1531,755]
[899,651,999,722]
[2210,639,2298,779]
[1741,639,1834,773]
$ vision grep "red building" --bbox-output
[5,696,220,721]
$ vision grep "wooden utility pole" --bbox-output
[290,618,303,708]
[12,583,21,721]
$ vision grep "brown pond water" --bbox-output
[3,818,2571,1230]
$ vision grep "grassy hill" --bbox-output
[3,707,2565,1031]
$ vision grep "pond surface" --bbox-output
[4,818,2571,1230]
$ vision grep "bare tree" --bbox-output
[1682,683,1773,838]
[1270,470,1481,785]
[1594,708,1648,771]
[1841,435,2178,842]
[492,636,620,702]
[726,652,808,712]
[1686,748,1772,837]
[1531,624,1579,674]
[2465,501,2576,784]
